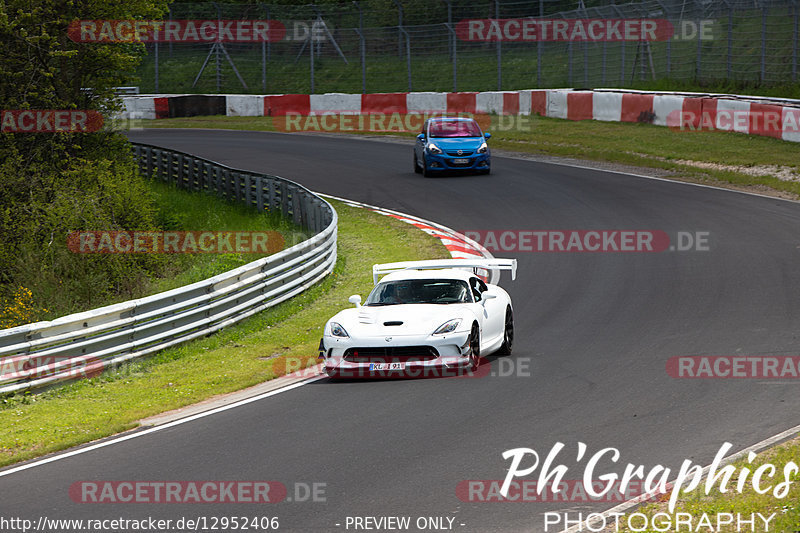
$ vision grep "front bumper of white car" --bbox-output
[319,331,473,378]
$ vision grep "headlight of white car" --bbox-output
[433,319,461,335]
[427,143,443,154]
[329,322,349,338]
[477,142,488,154]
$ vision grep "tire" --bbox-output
[413,152,422,173]
[468,323,481,370]
[480,167,491,175]
[497,307,513,355]
[423,155,434,178]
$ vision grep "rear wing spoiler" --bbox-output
[372,258,517,284]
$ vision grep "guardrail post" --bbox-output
[292,188,302,226]
[256,176,265,211]
[145,147,153,178]
[191,159,198,191]
[281,183,289,217]
[233,172,241,203]
[268,180,276,212]
[244,174,253,207]
[222,169,230,200]
[170,153,178,186]
[202,163,210,192]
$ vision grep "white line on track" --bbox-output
[0,376,325,479]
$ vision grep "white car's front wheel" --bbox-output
[497,307,513,355]
[468,323,480,371]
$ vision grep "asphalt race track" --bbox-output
[3,129,800,532]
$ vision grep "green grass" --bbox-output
[615,436,800,532]
[0,199,447,467]
[144,181,308,295]
[137,114,800,199]
[13,180,306,323]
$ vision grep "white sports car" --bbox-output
[319,259,516,378]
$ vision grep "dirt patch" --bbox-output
[673,159,800,182]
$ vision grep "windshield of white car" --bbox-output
[365,279,471,305]
[428,121,482,138]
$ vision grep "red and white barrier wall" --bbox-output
[529,88,800,142]
[123,89,800,143]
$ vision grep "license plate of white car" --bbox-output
[452,158,469,164]
[369,362,405,371]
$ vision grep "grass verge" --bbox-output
[0,199,447,467]
[610,436,800,533]
[146,180,308,294]
[138,114,800,199]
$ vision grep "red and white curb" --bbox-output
[319,193,499,284]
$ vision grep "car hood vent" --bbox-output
[383,321,404,326]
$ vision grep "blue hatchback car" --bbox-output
[413,117,491,177]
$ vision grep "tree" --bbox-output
[0,0,169,320]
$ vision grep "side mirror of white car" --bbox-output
[348,294,362,307]
[481,293,497,304]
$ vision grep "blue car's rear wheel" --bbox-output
[413,152,422,174]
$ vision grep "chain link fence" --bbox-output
[135,0,799,94]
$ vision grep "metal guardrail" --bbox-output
[0,143,337,394]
